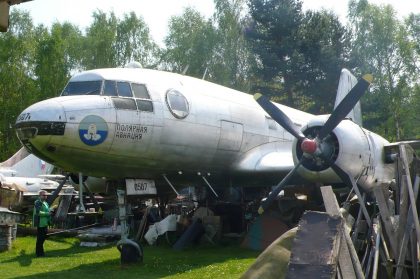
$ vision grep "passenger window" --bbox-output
[112,97,137,110]
[166,89,189,119]
[136,100,153,112]
[132,83,150,99]
[103,80,117,96]
[117,82,132,97]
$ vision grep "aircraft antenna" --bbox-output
[181,65,189,75]
[202,67,208,80]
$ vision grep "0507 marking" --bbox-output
[17,113,31,121]
[134,182,149,191]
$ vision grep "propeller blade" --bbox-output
[330,163,372,227]
[254,93,306,141]
[258,159,303,214]
[317,74,373,140]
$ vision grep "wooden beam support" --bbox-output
[286,211,342,279]
[321,186,364,279]
[373,186,398,258]
[395,176,419,278]
[399,145,420,251]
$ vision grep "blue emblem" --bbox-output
[78,115,108,146]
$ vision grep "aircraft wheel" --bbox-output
[120,243,143,264]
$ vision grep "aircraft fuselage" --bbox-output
[15,68,310,188]
[15,68,395,192]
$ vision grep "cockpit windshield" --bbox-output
[61,80,103,96]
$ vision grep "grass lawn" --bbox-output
[0,236,258,279]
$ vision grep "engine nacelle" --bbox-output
[292,116,394,191]
[69,174,107,193]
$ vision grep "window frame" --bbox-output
[116,81,133,98]
[61,80,103,96]
[111,97,137,111]
[165,89,190,119]
[131,82,154,113]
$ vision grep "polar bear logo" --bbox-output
[83,123,102,141]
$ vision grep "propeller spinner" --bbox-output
[254,74,373,214]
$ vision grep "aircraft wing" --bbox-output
[385,139,420,150]
[384,139,420,164]
[234,141,295,173]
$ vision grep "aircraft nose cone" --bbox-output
[16,99,66,124]
[15,99,66,160]
[301,138,317,154]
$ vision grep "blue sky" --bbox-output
[12,0,420,45]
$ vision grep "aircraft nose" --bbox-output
[15,99,66,160]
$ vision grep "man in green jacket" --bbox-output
[33,190,51,257]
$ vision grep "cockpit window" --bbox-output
[103,80,117,96]
[61,81,102,96]
[117,82,132,97]
[166,89,189,119]
[132,83,153,112]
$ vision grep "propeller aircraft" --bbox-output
[13,67,396,205]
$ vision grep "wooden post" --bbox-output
[321,186,363,279]
[348,176,372,228]
[286,211,342,279]
[397,176,409,246]
[395,176,419,278]
[399,145,420,251]
[373,185,398,258]
[351,194,365,244]
[372,222,381,279]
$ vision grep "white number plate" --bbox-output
[125,179,157,195]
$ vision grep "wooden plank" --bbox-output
[351,194,365,244]
[337,235,357,279]
[395,157,402,214]
[286,211,342,279]
[395,175,420,278]
[399,145,420,249]
[410,230,417,279]
[373,186,398,258]
[371,222,381,279]
[321,186,363,279]
[397,176,409,246]
[321,186,341,216]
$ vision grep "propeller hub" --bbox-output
[301,139,317,154]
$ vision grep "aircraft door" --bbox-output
[110,81,152,156]
[218,120,243,151]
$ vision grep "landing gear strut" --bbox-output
[116,189,143,264]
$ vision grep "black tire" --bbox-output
[120,243,143,264]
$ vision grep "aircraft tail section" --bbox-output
[0,147,54,177]
[334,69,362,126]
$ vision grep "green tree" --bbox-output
[82,11,119,69]
[163,7,217,78]
[349,0,418,140]
[35,22,82,99]
[116,12,160,68]
[163,1,254,92]
[82,10,159,70]
[245,0,349,113]
[209,0,254,91]
[0,11,38,160]
[406,13,420,71]
[294,10,350,113]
